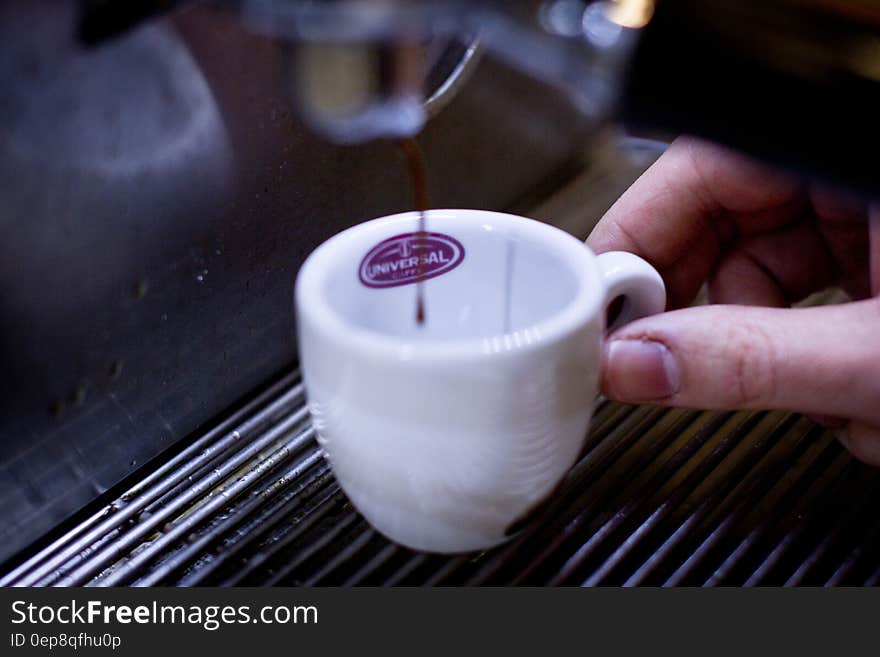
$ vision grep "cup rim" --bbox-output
[294,209,603,362]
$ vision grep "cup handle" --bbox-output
[596,251,666,332]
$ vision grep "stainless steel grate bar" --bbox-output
[176,466,337,586]
[382,554,428,587]
[622,414,811,586]
[701,444,849,586]
[744,462,869,586]
[343,544,401,586]
[663,429,840,586]
[4,365,879,587]
[302,529,378,586]
[54,405,311,586]
[219,488,348,586]
[546,412,732,584]
[137,456,330,587]
[102,435,321,587]
[6,376,303,587]
[465,406,689,585]
[825,516,880,586]
[577,411,770,586]
[421,556,470,587]
[863,564,880,586]
[261,513,363,587]
[531,411,733,585]
[779,476,880,586]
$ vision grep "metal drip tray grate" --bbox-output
[3,369,879,587]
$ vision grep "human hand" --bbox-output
[587,137,880,464]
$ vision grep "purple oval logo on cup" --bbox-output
[359,232,465,289]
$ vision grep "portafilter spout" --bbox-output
[287,35,482,144]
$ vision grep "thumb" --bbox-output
[601,299,880,425]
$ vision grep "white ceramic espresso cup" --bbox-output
[295,209,665,553]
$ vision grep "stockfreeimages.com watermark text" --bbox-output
[10,600,317,649]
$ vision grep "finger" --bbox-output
[707,250,788,307]
[810,186,872,299]
[587,137,803,308]
[832,206,880,467]
[805,414,848,430]
[600,299,880,424]
[708,221,838,306]
[838,421,880,467]
[810,184,869,225]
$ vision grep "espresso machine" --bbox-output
[3,0,880,586]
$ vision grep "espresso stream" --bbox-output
[398,137,517,332]
[398,138,429,325]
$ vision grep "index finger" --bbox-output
[587,137,803,307]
